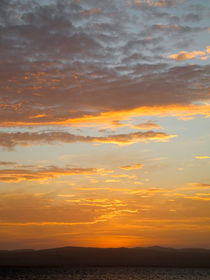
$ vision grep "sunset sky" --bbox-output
[0,0,210,250]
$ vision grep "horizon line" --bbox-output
[2,245,210,252]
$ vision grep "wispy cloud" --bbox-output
[119,163,144,170]
[130,0,178,8]
[0,165,100,182]
[176,182,210,191]
[132,120,162,130]
[0,130,176,149]
[0,161,16,166]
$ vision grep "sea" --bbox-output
[0,267,210,280]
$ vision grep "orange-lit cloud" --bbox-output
[132,120,162,130]
[169,51,205,61]
[75,186,167,195]
[0,166,100,182]
[1,104,210,128]
[105,179,121,183]
[29,114,47,119]
[134,181,143,185]
[131,0,175,7]
[175,182,210,191]
[185,196,210,201]
[64,198,126,207]
[195,156,210,159]
[0,193,137,228]
[119,163,144,170]
[0,161,16,166]
[169,46,210,61]
[188,182,210,189]
[92,131,176,145]
[0,130,176,149]
[112,174,137,178]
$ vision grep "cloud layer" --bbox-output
[0,0,210,128]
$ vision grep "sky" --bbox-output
[0,0,210,250]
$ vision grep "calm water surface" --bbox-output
[0,267,210,280]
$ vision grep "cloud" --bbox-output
[176,182,210,191]
[0,130,177,149]
[119,164,144,170]
[130,0,177,8]
[0,0,209,129]
[190,183,210,189]
[80,8,101,17]
[144,24,209,37]
[105,179,121,183]
[185,196,210,201]
[64,198,126,207]
[183,13,201,23]
[0,192,136,227]
[169,51,205,61]
[112,174,137,178]
[0,161,16,166]
[62,104,210,127]
[1,104,210,128]
[76,186,167,195]
[132,120,162,130]
[0,165,100,182]
[195,156,210,159]
[92,131,176,145]
[169,46,210,61]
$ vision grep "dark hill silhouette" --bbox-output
[0,246,210,268]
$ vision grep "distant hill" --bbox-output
[0,246,210,268]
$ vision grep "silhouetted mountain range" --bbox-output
[0,246,210,268]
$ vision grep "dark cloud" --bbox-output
[143,24,209,37]
[0,62,209,126]
[183,13,202,22]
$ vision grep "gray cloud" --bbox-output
[0,0,209,127]
[0,130,176,149]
